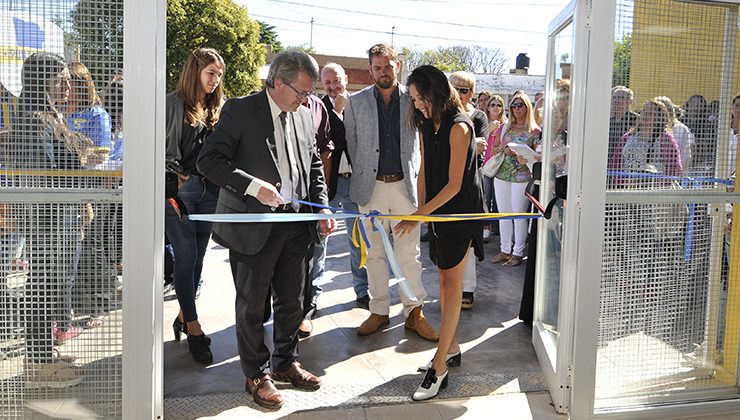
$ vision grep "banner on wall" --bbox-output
[0,11,65,97]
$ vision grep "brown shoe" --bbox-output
[503,255,523,267]
[245,374,283,409]
[357,313,390,336]
[272,362,321,390]
[491,252,511,263]
[298,319,313,338]
[405,306,439,341]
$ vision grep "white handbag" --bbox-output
[481,152,504,177]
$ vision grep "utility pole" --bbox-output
[310,18,314,49]
[391,26,395,47]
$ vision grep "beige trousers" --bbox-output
[359,180,426,318]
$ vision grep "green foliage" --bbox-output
[167,0,265,97]
[258,21,283,52]
[284,44,316,54]
[613,34,632,87]
[402,45,507,75]
[69,0,124,88]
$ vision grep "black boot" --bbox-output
[187,333,213,364]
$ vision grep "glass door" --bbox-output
[532,1,576,414]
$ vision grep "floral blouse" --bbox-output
[495,126,541,183]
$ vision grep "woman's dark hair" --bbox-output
[406,65,463,129]
[19,52,66,112]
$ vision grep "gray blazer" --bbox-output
[344,84,420,207]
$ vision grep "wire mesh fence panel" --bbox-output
[598,0,740,411]
[0,0,123,418]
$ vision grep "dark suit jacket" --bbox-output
[322,95,350,201]
[197,89,328,255]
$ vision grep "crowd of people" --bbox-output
[0,52,123,388]
[0,40,735,407]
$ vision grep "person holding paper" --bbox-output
[489,92,540,267]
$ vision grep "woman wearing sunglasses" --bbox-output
[481,95,508,240]
[489,92,540,267]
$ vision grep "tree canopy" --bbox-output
[258,21,282,53]
[613,34,632,88]
[402,45,508,75]
[69,0,124,88]
[167,0,264,96]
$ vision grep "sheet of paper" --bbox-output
[507,142,539,160]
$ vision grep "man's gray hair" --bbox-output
[266,49,319,88]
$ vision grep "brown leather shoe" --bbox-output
[405,306,439,341]
[357,313,390,336]
[272,362,321,390]
[491,252,511,263]
[503,255,523,267]
[298,319,313,338]
[245,374,283,409]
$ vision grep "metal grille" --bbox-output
[598,0,740,410]
[0,0,123,418]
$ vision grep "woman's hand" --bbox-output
[393,220,419,237]
[177,174,188,188]
[475,137,487,156]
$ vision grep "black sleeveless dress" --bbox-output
[422,111,484,269]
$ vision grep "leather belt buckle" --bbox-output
[375,173,403,183]
[339,173,351,178]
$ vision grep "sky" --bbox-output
[239,0,573,75]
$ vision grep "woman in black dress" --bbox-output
[394,65,484,401]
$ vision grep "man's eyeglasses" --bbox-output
[454,87,471,95]
[286,83,314,99]
[511,102,526,109]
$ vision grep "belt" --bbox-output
[338,173,352,178]
[375,173,404,182]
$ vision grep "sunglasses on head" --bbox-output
[455,87,471,95]
[511,102,525,109]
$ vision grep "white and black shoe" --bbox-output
[412,367,448,401]
[418,351,461,372]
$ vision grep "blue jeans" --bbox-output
[164,175,218,322]
[330,176,368,298]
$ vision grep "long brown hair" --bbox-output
[175,48,225,128]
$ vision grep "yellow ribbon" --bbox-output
[350,211,539,269]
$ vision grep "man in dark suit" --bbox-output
[319,62,369,307]
[197,50,335,409]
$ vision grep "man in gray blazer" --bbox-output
[198,50,335,409]
[344,43,438,341]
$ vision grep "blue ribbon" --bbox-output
[607,170,734,186]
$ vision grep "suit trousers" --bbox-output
[229,221,310,379]
[359,180,425,318]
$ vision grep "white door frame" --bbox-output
[122,0,166,418]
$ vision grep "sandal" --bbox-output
[83,315,108,329]
[503,255,523,267]
[461,292,474,310]
[490,252,511,264]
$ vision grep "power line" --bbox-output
[251,14,541,47]
[265,0,547,34]
[396,0,561,4]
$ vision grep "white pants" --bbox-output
[462,248,476,293]
[494,178,529,257]
[359,180,426,318]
